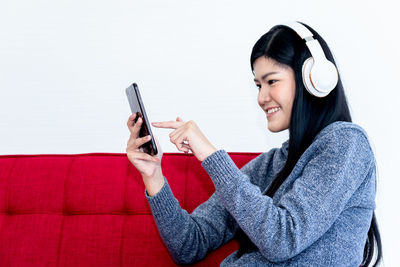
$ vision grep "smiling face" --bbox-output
[253,56,296,133]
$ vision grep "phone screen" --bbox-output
[125,83,158,155]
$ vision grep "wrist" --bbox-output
[201,146,218,162]
[142,167,165,197]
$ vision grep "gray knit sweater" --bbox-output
[145,121,376,266]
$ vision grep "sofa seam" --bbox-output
[119,213,127,267]
[56,156,75,267]
[5,158,17,215]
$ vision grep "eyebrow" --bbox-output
[253,72,279,82]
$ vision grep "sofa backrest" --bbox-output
[0,152,260,266]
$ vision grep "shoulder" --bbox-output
[311,121,374,162]
[316,121,369,140]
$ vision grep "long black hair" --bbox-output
[235,21,382,266]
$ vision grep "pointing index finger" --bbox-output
[152,121,181,129]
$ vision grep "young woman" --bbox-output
[126,21,382,266]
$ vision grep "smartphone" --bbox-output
[125,83,158,156]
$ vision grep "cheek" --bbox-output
[269,87,284,103]
[265,88,292,113]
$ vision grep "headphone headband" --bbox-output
[280,22,328,66]
[281,21,314,40]
[279,21,339,97]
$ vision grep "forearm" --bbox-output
[145,177,212,265]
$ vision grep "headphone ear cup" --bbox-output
[302,57,325,97]
[302,57,336,97]
[310,60,338,95]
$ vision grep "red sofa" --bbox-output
[0,152,260,266]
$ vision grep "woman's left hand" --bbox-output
[151,117,218,162]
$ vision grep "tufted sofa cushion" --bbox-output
[0,152,260,266]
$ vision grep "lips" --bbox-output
[265,106,281,114]
[265,106,281,118]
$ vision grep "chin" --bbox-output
[268,124,288,133]
[268,128,283,133]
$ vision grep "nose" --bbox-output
[257,85,271,105]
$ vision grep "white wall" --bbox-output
[0,0,398,265]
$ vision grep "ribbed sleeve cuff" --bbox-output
[145,176,181,217]
[201,149,241,189]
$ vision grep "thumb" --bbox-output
[176,116,184,122]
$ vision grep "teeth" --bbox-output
[267,107,281,114]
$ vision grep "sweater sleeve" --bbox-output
[201,127,374,262]
[145,178,237,265]
[145,151,275,265]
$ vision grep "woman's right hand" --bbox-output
[126,113,163,179]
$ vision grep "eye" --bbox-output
[268,80,277,85]
[255,84,261,90]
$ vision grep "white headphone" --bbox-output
[280,22,339,97]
